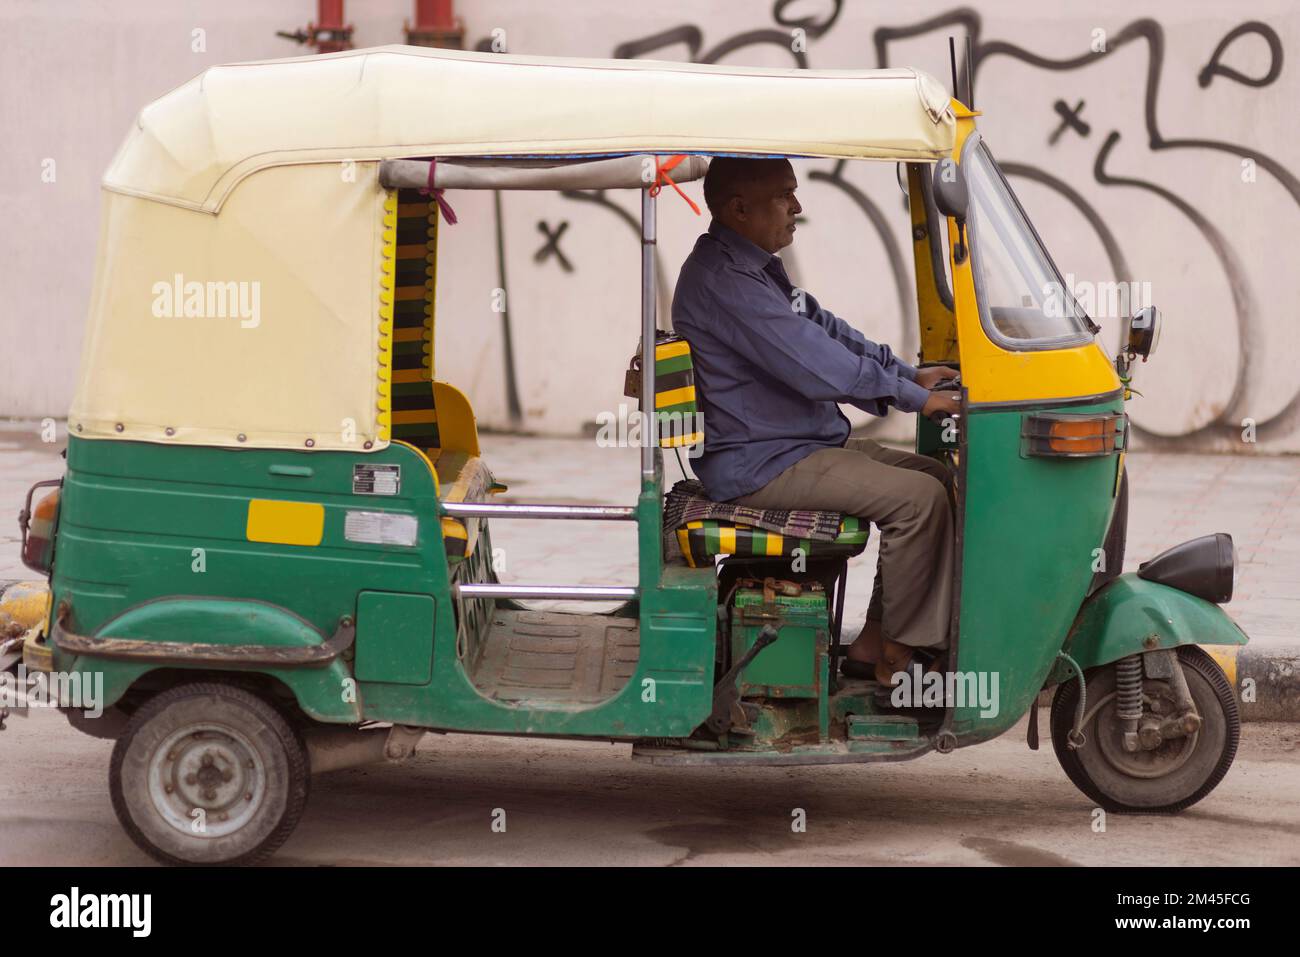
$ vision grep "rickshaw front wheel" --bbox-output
[109,681,310,866]
[1050,646,1239,813]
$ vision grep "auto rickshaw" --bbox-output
[5,45,1247,865]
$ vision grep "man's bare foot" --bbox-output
[845,618,883,664]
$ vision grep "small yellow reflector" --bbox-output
[246,499,325,546]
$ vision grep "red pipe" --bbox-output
[276,0,352,54]
[406,0,463,48]
[414,0,457,31]
[313,0,351,54]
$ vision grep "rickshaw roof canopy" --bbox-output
[106,44,957,211]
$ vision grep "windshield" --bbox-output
[964,139,1094,348]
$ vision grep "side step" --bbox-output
[847,713,919,742]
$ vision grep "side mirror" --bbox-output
[932,159,968,221]
[1127,306,1162,361]
[932,158,969,264]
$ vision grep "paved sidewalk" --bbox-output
[2,421,1296,648]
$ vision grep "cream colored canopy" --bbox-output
[105,45,956,212]
[73,46,956,453]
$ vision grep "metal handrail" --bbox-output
[454,584,637,601]
[640,187,657,479]
[441,502,636,521]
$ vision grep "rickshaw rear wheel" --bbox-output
[109,681,310,866]
[1050,646,1239,813]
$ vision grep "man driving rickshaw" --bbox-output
[672,157,962,685]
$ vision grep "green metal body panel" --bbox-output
[951,398,1125,744]
[62,597,360,722]
[50,438,716,738]
[731,587,827,698]
[47,395,1232,759]
[1047,573,1248,683]
[355,591,435,684]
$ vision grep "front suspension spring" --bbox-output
[1115,654,1144,721]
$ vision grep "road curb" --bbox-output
[1037,644,1300,723]
[1203,644,1300,723]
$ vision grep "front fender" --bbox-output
[1049,573,1248,683]
[57,597,360,723]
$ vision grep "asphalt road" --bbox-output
[2,708,1296,866]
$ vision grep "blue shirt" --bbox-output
[671,220,930,502]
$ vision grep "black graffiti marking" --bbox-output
[701,29,808,66]
[773,0,844,39]
[999,162,1132,289]
[875,10,1297,440]
[559,190,672,328]
[468,7,1297,444]
[971,17,1300,441]
[1198,21,1284,88]
[615,23,808,68]
[1094,131,1251,438]
[873,6,981,90]
[535,220,574,272]
[613,25,703,61]
[1048,99,1090,145]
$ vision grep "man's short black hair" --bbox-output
[703,157,793,217]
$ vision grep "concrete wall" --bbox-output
[3,1,1298,452]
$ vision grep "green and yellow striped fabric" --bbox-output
[390,188,439,451]
[677,516,870,568]
[653,335,703,448]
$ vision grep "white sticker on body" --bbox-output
[344,511,418,546]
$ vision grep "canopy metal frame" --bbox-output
[440,187,659,603]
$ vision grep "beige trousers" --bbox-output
[732,438,954,649]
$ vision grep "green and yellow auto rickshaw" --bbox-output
[6,45,1247,865]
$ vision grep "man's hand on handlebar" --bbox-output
[914,365,962,423]
[922,391,962,421]
[914,365,960,389]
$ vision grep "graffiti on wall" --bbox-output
[474,3,1296,448]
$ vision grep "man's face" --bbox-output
[727,163,802,254]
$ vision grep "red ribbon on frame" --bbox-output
[649,155,701,215]
[419,158,459,225]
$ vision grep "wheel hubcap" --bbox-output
[149,725,265,838]
[1085,686,1198,780]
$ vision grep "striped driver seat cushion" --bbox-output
[676,516,870,569]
